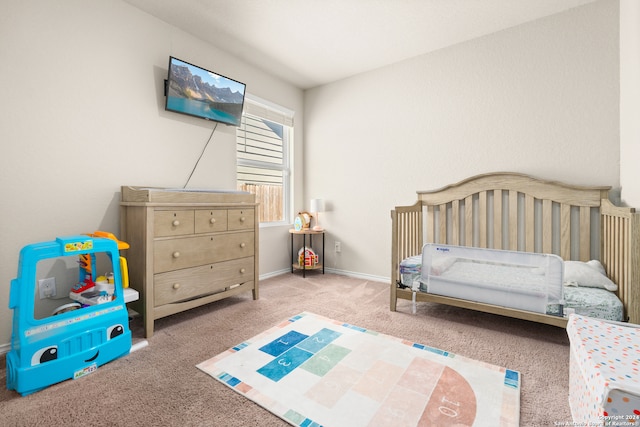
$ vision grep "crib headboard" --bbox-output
[391,172,640,323]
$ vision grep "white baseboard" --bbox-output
[324,268,388,284]
[0,342,10,356]
[261,268,388,284]
[259,269,291,280]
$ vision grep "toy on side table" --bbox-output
[6,232,133,396]
[298,247,319,267]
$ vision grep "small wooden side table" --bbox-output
[289,229,325,277]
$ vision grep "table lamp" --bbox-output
[310,198,325,231]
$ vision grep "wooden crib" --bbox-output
[390,172,640,327]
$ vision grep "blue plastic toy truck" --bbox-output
[6,234,132,396]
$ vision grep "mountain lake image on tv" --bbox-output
[165,57,246,126]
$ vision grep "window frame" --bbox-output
[237,95,293,227]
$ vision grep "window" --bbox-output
[236,97,293,224]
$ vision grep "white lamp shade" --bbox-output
[310,199,325,213]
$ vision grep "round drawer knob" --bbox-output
[173,283,180,290]
[172,220,180,226]
[240,243,246,248]
[209,218,216,224]
[240,217,246,222]
[172,251,180,258]
[240,268,246,274]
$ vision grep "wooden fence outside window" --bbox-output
[238,183,283,223]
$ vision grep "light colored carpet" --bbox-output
[0,273,571,426]
[198,311,521,426]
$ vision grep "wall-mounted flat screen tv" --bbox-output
[165,56,246,127]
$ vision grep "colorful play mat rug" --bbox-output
[197,312,520,427]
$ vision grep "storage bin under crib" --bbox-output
[567,314,640,426]
[420,244,564,314]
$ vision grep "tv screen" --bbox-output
[165,57,246,127]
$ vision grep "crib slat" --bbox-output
[465,195,473,247]
[603,214,621,303]
[604,214,613,279]
[560,203,571,259]
[438,204,447,244]
[618,217,623,283]
[451,200,460,245]
[478,191,487,248]
[615,217,622,286]
[579,206,590,261]
[508,190,518,250]
[525,194,534,253]
[417,211,422,250]
[400,210,415,251]
[542,199,552,254]
[606,215,614,279]
[400,214,408,258]
[415,209,423,253]
[427,205,435,243]
[493,190,502,250]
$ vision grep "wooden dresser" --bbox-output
[120,186,259,338]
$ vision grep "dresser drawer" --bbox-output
[154,210,195,237]
[195,209,227,233]
[228,209,254,231]
[153,231,254,273]
[153,257,255,306]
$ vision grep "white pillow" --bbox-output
[586,259,606,275]
[563,260,617,291]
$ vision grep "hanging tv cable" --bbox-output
[183,122,218,188]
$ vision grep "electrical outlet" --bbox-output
[38,277,56,299]
[335,241,341,253]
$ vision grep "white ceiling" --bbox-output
[124,0,598,89]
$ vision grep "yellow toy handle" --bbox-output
[119,256,129,288]
[90,231,130,250]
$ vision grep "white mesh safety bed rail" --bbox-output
[421,243,564,315]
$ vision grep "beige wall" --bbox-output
[621,0,640,207]
[0,0,303,349]
[304,0,621,281]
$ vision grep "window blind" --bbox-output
[243,96,294,127]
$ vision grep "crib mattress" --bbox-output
[567,314,640,426]
[563,286,623,322]
[400,255,422,289]
[420,244,563,315]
